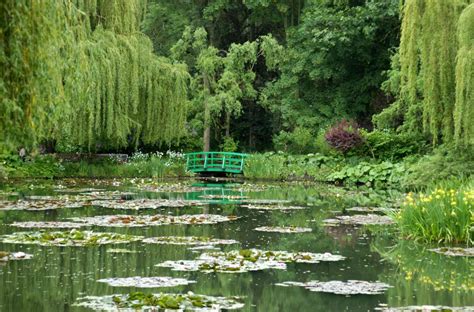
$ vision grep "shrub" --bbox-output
[393,185,474,245]
[273,127,315,154]
[359,129,429,160]
[328,161,404,188]
[243,153,286,180]
[219,136,238,152]
[401,147,474,189]
[325,119,363,154]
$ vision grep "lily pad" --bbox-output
[323,214,394,226]
[90,199,206,210]
[157,249,344,273]
[199,195,248,200]
[0,251,33,261]
[254,226,312,233]
[69,214,239,227]
[346,207,395,213]
[276,280,391,295]
[142,236,238,245]
[242,204,306,211]
[428,247,474,257]
[243,199,291,205]
[0,199,83,211]
[74,291,244,311]
[1,230,143,246]
[106,248,138,254]
[97,276,196,288]
[11,221,87,229]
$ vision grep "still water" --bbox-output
[0,179,472,311]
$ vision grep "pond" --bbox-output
[0,179,472,311]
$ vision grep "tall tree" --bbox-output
[0,0,189,152]
[375,0,472,147]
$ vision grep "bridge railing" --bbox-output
[185,152,247,173]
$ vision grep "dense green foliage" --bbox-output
[375,0,473,148]
[394,184,474,244]
[0,0,188,152]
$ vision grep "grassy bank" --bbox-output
[0,151,189,180]
[243,149,474,189]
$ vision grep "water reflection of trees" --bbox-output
[372,236,474,308]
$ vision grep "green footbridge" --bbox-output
[186,152,247,174]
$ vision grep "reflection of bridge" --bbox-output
[185,152,247,174]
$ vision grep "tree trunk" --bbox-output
[225,112,230,137]
[203,74,211,152]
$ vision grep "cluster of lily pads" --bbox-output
[254,226,312,233]
[323,214,394,226]
[90,199,206,209]
[0,251,33,262]
[428,247,474,257]
[157,249,345,273]
[345,206,395,213]
[97,276,196,288]
[11,221,86,229]
[68,214,239,227]
[241,204,306,211]
[0,199,83,211]
[276,280,391,295]
[142,236,238,245]
[1,230,143,246]
[74,292,244,311]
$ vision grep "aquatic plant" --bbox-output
[69,214,239,227]
[0,199,83,211]
[0,251,33,262]
[276,280,391,295]
[324,214,394,226]
[90,199,206,210]
[11,221,86,229]
[142,236,238,245]
[254,226,312,233]
[1,230,143,246]
[393,187,474,244]
[74,292,244,310]
[157,249,345,273]
[97,277,196,288]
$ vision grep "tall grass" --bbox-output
[243,153,287,180]
[62,151,188,178]
[393,180,474,245]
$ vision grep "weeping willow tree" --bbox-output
[0,0,188,152]
[375,0,472,147]
[454,4,474,147]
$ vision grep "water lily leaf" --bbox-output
[254,226,312,233]
[157,249,344,273]
[142,236,238,245]
[428,247,474,257]
[11,221,87,229]
[242,204,306,211]
[0,251,33,261]
[74,291,244,311]
[323,214,394,226]
[97,276,196,288]
[276,280,391,295]
[90,199,207,209]
[69,214,239,227]
[1,230,143,246]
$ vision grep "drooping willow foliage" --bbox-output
[454,4,474,147]
[378,0,473,147]
[0,0,188,152]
